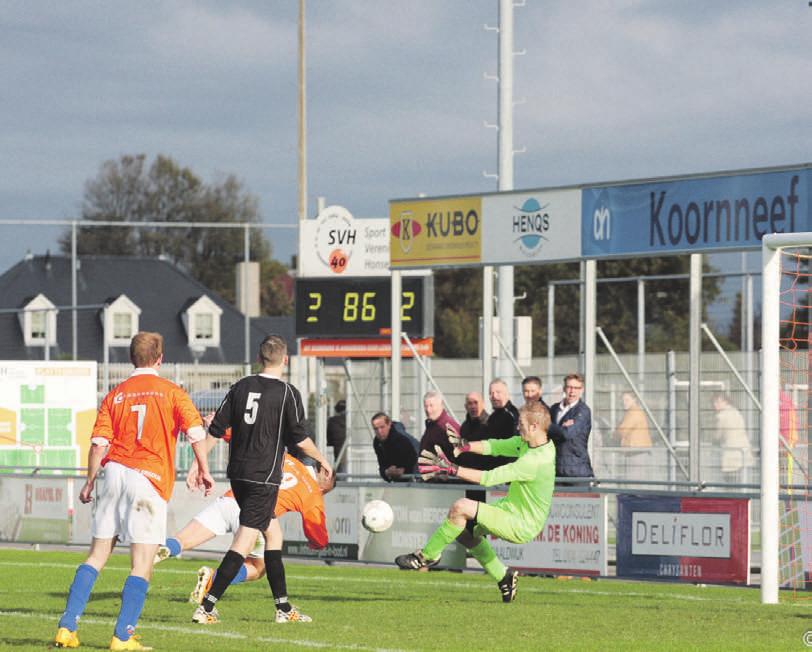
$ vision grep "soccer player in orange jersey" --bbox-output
[155,452,334,602]
[54,332,214,651]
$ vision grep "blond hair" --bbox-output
[129,331,163,367]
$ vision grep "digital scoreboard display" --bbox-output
[294,276,432,338]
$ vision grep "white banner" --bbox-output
[631,511,731,558]
[488,492,607,575]
[298,206,390,277]
[481,190,581,265]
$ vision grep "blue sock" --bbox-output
[59,563,99,631]
[165,537,182,557]
[113,575,149,641]
[230,564,248,585]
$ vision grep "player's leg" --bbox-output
[469,503,522,603]
[55,536,116,647]
[55,462,124,646]
[196,481,273,622]
[396,497,479,570]
[157,497,235,563]
[244,555,266,581]
[190,533,261,604]
[110,466,166,649]
[263,518,311,622]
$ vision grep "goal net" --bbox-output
[762,234,812,603]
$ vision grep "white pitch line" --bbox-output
[2,560,809,608]
[0,610,411,652]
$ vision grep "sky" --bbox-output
[1,1,810,327]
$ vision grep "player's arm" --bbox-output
[302,507,329,550]
[176,391,215,495]
[79,440,109,504]
[296,437,333,479]
[548,405,591,443]
[186,433,221,490]
[80,397,113,503]
[418,445,483,484]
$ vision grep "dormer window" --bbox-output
[184,295,223,348]
[103,295,141,346]
[20,294,58,347]
[194,313,214,340]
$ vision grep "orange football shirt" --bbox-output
[223,446,328,549]
[94,369,203,501]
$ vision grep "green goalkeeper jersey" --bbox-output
[479,437,556,540]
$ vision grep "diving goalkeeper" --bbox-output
[395,401,555,602]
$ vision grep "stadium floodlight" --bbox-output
[761,232,812,604]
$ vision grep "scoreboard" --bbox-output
[294,276,433,338]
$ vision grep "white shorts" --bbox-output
[92,461,168,545]
[192,495,265,557]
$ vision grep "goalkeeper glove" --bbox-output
[446,424,471,457]
[418,445,459,480]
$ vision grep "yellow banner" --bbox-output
[389,197,482,268]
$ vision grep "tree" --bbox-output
[58,154,291,315]
[432,256,725,358]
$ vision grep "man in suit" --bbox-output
[548,373,594,481]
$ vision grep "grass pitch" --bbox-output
[0,548,809,651]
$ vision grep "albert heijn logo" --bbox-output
[591,190,612,242]
[391,210,422,254]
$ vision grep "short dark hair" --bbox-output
[335,400,346,413]
[522,376,542,387]
[371,412,391,424]
[259,334,287,366]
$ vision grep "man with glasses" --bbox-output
[548,373,594,481]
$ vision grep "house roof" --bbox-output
[0,255,295,363]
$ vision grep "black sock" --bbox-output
[202,550,245,612]
[264,550,290,611]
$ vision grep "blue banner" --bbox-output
[582,167,810,257]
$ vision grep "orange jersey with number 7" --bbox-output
[93,369,204,501]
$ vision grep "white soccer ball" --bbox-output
[362,499,394,533]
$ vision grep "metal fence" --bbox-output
[76,350,807,494]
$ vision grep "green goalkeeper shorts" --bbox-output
[473,501,532,544]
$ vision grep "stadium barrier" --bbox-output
[4,471,786,586]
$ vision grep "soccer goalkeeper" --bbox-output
[395,401,555,602]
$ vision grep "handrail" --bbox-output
[701,322,808,480]
[401,333,460,423]
[596,326,690,479]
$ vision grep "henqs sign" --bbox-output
[389,197,482,268]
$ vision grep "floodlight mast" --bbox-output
[496,0,516,385]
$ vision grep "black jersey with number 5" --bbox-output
[209,374,309,485]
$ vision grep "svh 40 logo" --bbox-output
[592,191,612,241]
[315,207,356,274]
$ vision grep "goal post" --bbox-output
[761,232,812,604]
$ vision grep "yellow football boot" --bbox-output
[54,627,80,648]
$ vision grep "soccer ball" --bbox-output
[362,499,394,533]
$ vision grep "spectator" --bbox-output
[548,373,594,481]
[481,379,520,471]
[616,392,652,448]
[371,412,419,482]
[712,393,755,484]
[460,392,489,441]
[326,399,347,475]
[419,391,460,473]
[521,376,551,411]
[458,391,489,470]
